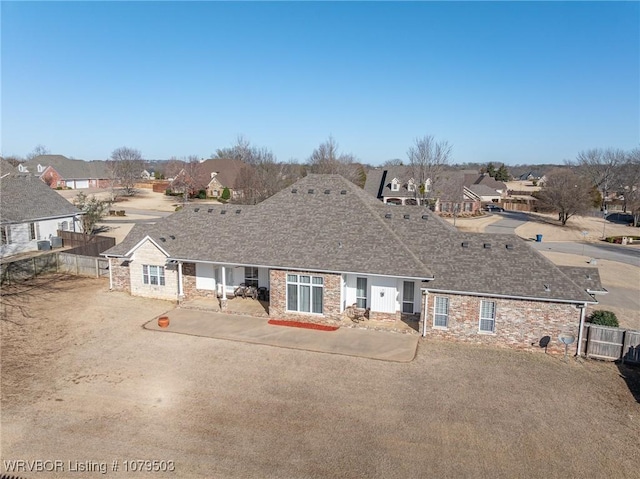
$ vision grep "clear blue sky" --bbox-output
[2,1,638,165]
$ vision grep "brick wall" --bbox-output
[420,292,581,354]
[269,269,342,324]
[110,258,131,293]
[182,262,217,299]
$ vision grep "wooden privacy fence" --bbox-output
[57,230,115,253]
[0,252,109,284]
[580,323,640,364]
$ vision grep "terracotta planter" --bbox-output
[158,316,170,328]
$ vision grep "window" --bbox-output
[286,274,323,314]
[407,179,415,192]
[245,267,258,288]
[143,265,165,286]
[29,223,38,241]
[434,296,449,328]
[479,300,496,333]
[402,281,415,313]
[356,277,367,308]
[424,178,431,193]
[391,179,400,192]
[1,226,11,245]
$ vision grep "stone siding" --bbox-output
[110,258,131,293]
[420,293,581,355]
[182,262,218,300]
[269,270,342,324]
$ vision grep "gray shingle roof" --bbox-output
[199,158,248,189]
[104,174,595,303]
[25,155,109,180]
[0,159,18,175]
[557,266,606,295]
[0,174,81,223]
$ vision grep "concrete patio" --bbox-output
[145,308,419,362]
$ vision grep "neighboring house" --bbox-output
[364,167,481,213]
[103,174,600,355]
[463,173,507,203]
[0,174,83,257]
[199,158,248,199]
[23,155,111,189]
[141,169,155,180]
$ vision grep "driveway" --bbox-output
[484,210,530,234]
[529,241,640,267]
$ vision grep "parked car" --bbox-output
[483,205,504,212]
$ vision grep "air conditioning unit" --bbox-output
[37,240,51,251]
[50,236,63,248]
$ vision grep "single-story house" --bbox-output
[199,158,251,199]
[0,174,83,257]
[103,174,601,355]
[364,167,482,213]
[23,155,111,189]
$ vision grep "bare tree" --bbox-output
[307,136,365,186]
[25,144,50,161]
[72,191,107,238]
[166,156,206,204]
[537,168,593,225]
[575,148,625,210]
[109,147,144,196]
[215,137,301,204]
[382,158,404,167]
[618,148,640,226]
[407,135,452,204]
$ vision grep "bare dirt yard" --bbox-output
[516,212,636,242]
[2,276,639,478]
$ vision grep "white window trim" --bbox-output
[390,178,400,192]
[286,274,324,315]
[356,277,368,309]
[433,296,449,329]
[402,281,415,314]
[1,225,12,245]
[143,264,166,286]
[479,300,496,334]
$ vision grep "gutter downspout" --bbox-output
[422,290,429,337]
[576,303,587,357]
[177,261,184,299]
[108,257,113,290]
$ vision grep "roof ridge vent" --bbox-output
[505,244,514,250]
[235,209,241,214]
[308,189,314,194]
[291,188,297,193]
[208,208,214,213]
[461,242,469,248]
[403,214,410,219]
[324,189,330,194]
[169,235,175,240]
[483,243,492,249]
[421,215,429,220]
[159,237,166,242]
[340,190,347,195]
[194,208,200,212]
[385,213,392,219]
[221,210,226,215]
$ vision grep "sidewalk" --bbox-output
[145,308,419,362]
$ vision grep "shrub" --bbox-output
[197,189,207,199]
[587,310,619,327]
[221,187,231,201]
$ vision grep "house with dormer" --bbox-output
[23,155,110,189]
[103,174,602,355]
[364,167,481,213]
